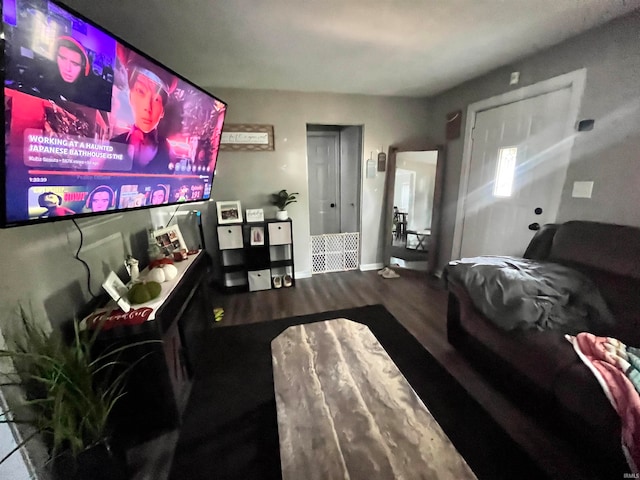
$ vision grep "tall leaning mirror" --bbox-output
[382,145,445,276]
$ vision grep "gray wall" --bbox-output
[0,211,154,333]
[428,10,640,271]
[0,200,214,337]
[209,88,430,274]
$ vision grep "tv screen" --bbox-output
[1,0,227,227]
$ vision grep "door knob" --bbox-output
[528,222,540,231]
[330,203,335,208]
[534,207,543,215]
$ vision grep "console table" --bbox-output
[271,319,477,479]
[88,251,212,445]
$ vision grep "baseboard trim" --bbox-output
[360,263,384,271]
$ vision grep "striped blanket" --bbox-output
[566,333,640,472]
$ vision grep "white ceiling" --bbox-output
[60,0,640,98]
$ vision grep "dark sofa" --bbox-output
[446,220,640,475]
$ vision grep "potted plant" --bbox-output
[270,189,298,220]
[0,308,153,479]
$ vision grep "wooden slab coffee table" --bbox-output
[271,318,477,480]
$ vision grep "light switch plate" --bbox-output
[572,181,594,198]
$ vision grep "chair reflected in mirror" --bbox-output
[392,207,408,242]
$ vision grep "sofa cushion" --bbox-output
[549,221,640,280]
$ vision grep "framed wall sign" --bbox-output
[216,200,243,224]
[220,124,275,151]
[246,208,265,222]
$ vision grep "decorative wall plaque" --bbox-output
[446,110,462,140]
[220,124,274,151]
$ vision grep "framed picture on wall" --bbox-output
[216,200,243,224]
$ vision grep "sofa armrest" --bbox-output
[523,223,559,260]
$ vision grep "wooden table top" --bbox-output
[271,318,477,480]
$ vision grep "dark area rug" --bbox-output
[169,304,548,480]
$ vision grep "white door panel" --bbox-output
[307,133,340,235]
[460,87,573,258]
[340,126,360,232]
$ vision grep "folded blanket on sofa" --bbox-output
[445,256,614,332]
[566,333,640,473]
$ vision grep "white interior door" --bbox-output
[460,87,573,257]
[339,126,361,233]
[307,132,340,235]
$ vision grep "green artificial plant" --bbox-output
[0,307,153,467]
[270,189,299,211]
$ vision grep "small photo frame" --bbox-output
[102,271,131,312]
[250,226,265,246]
[246,208,264,222]
[216,200,243,224]
[153,224,188,257]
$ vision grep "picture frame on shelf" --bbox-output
[245,208,264,222]
[102,271,131,312]
[216,200,243,224]
[152,224,188,257]
[250,226,265,246]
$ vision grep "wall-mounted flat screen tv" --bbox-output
[1,0,227,227]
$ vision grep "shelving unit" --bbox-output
[217,219,295,292]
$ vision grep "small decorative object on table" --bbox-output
[146,257,179,284]
[124,255,139,283]
[173,248,189,261]
[147,228,163,261]
[270,189,298,220]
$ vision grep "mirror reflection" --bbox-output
[389,150,439,272]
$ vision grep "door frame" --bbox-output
[451,68,587,260]
[306,125,364,237]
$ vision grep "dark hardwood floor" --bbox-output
[210,268,600,480]
[129,267,603,479]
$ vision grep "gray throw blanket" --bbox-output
[446,256,615,333]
